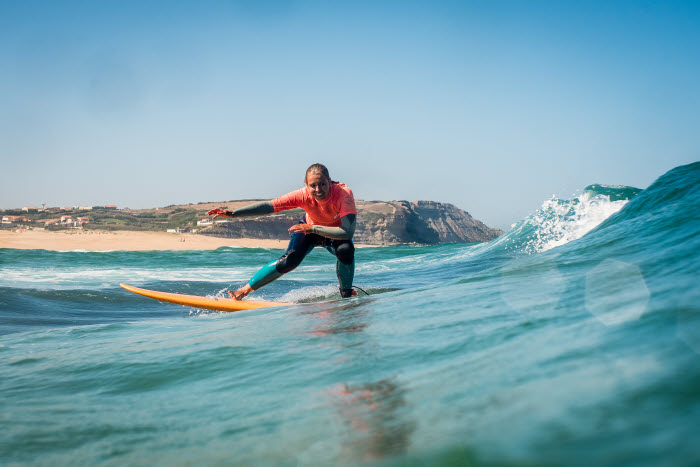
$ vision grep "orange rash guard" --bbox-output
[271,182,357,227]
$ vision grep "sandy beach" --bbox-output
[0,229,287,251]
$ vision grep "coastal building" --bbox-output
[197,218,213,226]
[22,207,38,212]
[59,215,89,228]
[2,216,31,227]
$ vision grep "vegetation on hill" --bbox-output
[0,206,212,232]
[1,201,302,232]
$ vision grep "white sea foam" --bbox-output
[533,192,628,253]
[0,267,258,289]
[278,284,339,303]
[507,191,630,254]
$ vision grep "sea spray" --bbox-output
[500,184,641,254]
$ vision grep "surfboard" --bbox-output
[120,283,289,312]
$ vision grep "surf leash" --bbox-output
[352,285,369,296]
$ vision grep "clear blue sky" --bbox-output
[1,0,698,229]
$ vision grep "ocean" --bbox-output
[1,162,699,466]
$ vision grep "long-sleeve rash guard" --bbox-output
[272,182,357,226]
[230,182,357,240]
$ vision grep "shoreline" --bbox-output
[0,229,288,251]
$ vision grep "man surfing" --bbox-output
[207,163,357,300]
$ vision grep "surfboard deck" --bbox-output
[120,283,289,312]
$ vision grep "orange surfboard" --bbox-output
[120,283,289,312]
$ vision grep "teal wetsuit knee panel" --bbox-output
[249,260,283,290]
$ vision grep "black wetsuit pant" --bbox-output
[278,219,354,274]
[248,218,355,295]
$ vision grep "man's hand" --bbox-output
[207,208,232,220]
[288,223,313,234]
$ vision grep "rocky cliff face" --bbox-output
[352,200,502,244]
[201,200,502,245]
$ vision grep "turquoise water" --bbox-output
[1,162,699,466]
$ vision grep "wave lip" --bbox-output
[497,184,641,254]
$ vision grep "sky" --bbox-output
[1,0,698,229]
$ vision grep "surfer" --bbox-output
[207,163,357,300]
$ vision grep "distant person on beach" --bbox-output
[207,163,357,299]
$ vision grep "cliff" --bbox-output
[200,200,502,245]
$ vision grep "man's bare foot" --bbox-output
[228,284,253,300]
